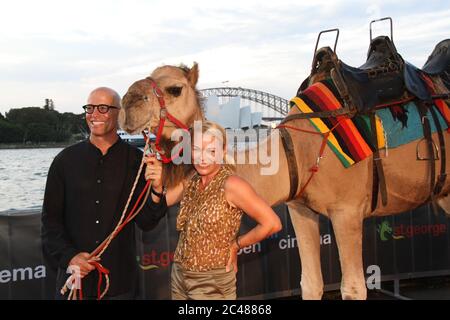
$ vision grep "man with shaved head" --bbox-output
[41,87,168,299]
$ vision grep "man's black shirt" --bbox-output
[41,137,167,298]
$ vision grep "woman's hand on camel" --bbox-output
[144,154,163,192]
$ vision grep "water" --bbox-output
[0,135,261,212]
[0,148,62,212]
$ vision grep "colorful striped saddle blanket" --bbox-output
[291,80,450,168]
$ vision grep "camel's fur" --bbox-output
[120,62,450,300]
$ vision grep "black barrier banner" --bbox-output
[0,211,56,299]
[136,204,450,299]
[1,205,450,299]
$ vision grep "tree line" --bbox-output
[0,107,88,144]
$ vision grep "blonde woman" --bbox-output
[144,120,282,300]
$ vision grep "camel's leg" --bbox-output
[287,202,323,300]
[329,209,367,300]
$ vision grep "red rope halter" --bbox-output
[145,78,189,164]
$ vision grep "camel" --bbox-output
[118,48,450,300]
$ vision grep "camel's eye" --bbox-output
[166,86,182,97]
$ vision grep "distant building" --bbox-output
[203,95,281,153]
[44,99,54,111]
[204,95,266,129]
[117,130,155,147]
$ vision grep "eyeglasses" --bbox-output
[82,104,119,114]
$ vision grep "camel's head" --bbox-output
[119,63,204,138]
[120,63,204,187]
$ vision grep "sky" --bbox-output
[0,0,449,115]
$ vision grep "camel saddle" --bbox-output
[299,36,431,113]
[422,39,450,91]
[287,34,448,212]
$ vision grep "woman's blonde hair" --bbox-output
[189,120,235,171]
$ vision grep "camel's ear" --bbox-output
[187,62,199,87]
